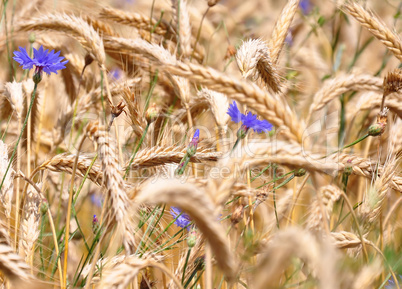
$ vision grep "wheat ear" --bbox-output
[99,255,183,289]
[269,0,300,64]
[236,39,281,93]
[0,141,14,220]
[85,122,135,253]
[342,1,402,62]
[256,227,338,289]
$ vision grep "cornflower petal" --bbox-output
[227,101,243,123]
[13,45,68,76]
[170,207,192,230]
[227,101,273,133]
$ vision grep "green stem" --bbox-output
[251,164,272,182]
[326,134,369,158]
[182,248,192,284]
[273,174,295,190]
[124,123,150,179]
[0,82,38,192]
[175,155,191,175]
[256,170,295,189]
[273,165,279,229]
[231,137,241,153]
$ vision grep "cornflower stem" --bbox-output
[175,155,191,175]
[256,170,295,189]
[63,135,86,289]
[273,165,279,229]
[231,137,241,153]
[182,248,192,284]
[251,164,272,182]
[325,134,369,157]
[273,174,295,190]
[124,123,150,179]
[15,116,22,244]
[0,81,38,247]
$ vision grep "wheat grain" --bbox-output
[104,36,303,142]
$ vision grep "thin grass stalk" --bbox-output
[63,135,86,288]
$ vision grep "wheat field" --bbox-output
[0,0,401,288]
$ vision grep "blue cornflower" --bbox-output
[170,207,192,230]
[385,275,402,289]
[300,0,312,15]
[13,46,68,78]
[227,101,273,134]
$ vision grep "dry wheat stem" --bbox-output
[269,0,300,64]
[136,178,237,282]
[342,2,402,62]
